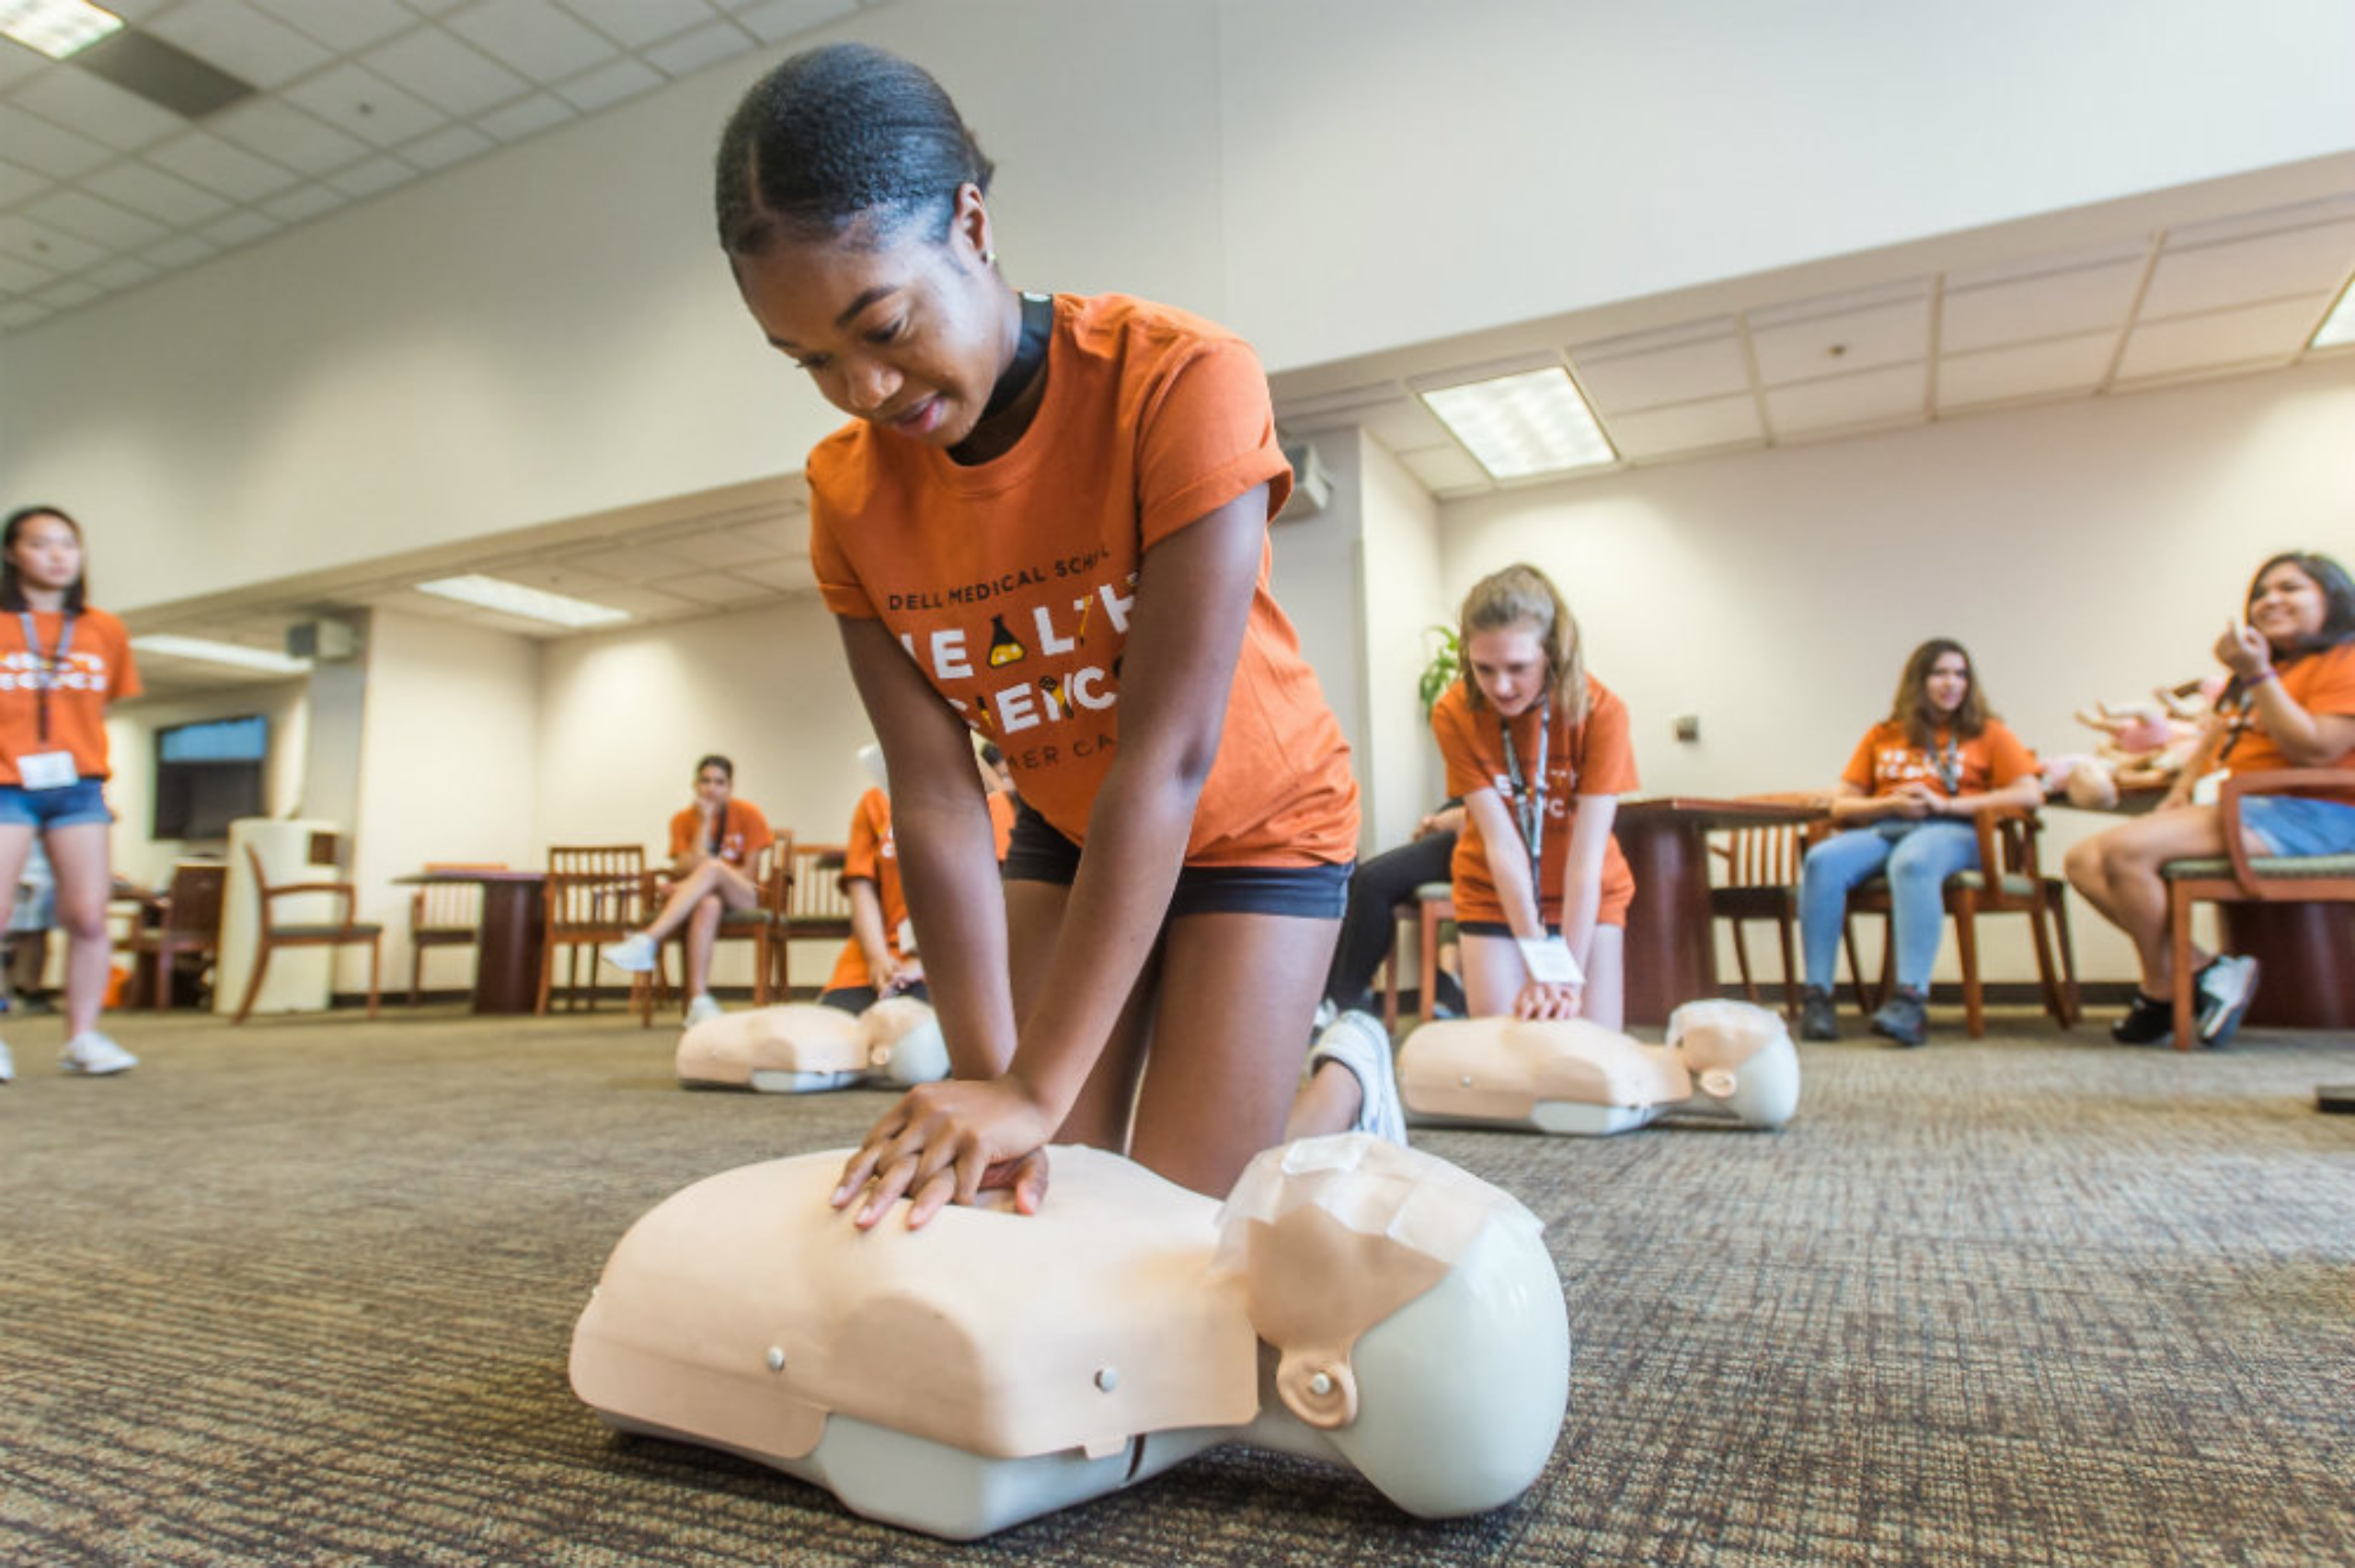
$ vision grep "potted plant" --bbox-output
[1418,625,1461,718]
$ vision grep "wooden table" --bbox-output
[1615,797,1826,1027]
[392,869,546,1014]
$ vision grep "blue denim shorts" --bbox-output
[2240,795,2355,857]
[0,779,113,830]
[1002,801,1351,919]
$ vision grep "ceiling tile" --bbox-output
[0,104,117,179]
[2141,221,2355,321]
[1603,394,1764,460]
[210,98,375,175]
[1945,239,2149,292]
[1570,326,1748,414]
[1763,361,1924,435]
[733,559,817,593]
[642,19,756,77]
[84,162,235,226]
[1936,331,2113,410]
[558,0,720,50]
[1751,294,1929,387]
[0,301,51,328]
[142,130,304,201]
[7,68,188,155]
[0,157,52,205]
[554,56,661,112]
[86,255,159,291]
[283,63,453,147]
[650,571,775,605]
[22,189,168,250]
[1397,444,1490,494]
[664,527,785,570]
[731,0,858,44]
[2114,294,2334,383]
[568,584,699,618]
[261,184,350,223]
[147,0,339,88]
[569,544,691,581]
[144,234,220,268]
[35,277,103,309]
[327,155,420,198]
[362,26,533,117]
[0,252,57,292]
[446,0,619,80]
[400,122,496,169]
[485,560,625,593]
[0,214,107,270]
[2163,193,2355,250]
[1940,258,2143,354]
[201,209,281,248]
[1748,278,1927,327]
[475,92,573,142]
[247,0,418,52]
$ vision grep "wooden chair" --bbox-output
[233,845,382,1024]
[1844,807,2079,1037]
[537,845,656,1024]
[1379,883,1455,1031]
[777,840,854,1001]
[408,863,501,1006]
[125,861,227,1012]
[648,840,790,1014]
[2162,769,2355,1051]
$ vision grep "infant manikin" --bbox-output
[2042,679,2226,809]
[569,1132,1568,1539]
[1397,999,1800,1135]
[675,996,948,1093]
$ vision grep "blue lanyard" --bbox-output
[1500,704,1550,886]
[19,612,76,745]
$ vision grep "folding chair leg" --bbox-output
[234,943,273,1024]
[1775,912,1799,1018]
[1952,893,1983,1038]
[2169,885,2200,1051]
[1843,918,1873,1016]
[367,936,382,1019]
[2048,885,2080,1027]
[1729,921,1758,1003]
[1419,901,1442,1024]
[2027,897,2064,1029]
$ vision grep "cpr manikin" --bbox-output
[1398,999,1800,1135]
[569,1133,1568,1539]
[675,996,948,1093]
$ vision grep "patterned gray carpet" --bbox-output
[3,1005,2350,1566]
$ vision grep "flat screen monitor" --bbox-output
[153,715,268,841]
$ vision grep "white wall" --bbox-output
[1354,434,1451,849]
[6,0,2349,612]
[1407,356,2355,984]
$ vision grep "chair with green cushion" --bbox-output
[2161,769,2355,1051]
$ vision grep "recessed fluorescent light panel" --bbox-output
[414,574,631,628]
[1419,366,1616,480]
[2312,279,2355,350]
[132,635,312,676]
[0,0,122,60]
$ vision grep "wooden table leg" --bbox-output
[473,882,547,1015]
[1616,815,1716,1028]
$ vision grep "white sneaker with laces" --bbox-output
[1307,1009,1407,1146]
[61,1032,137,1076]
[0,1038,14,1084]
[684,993,723,1027]
[602,933,658,974]
[2196,954,2261,1047]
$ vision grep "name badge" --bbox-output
[1516,935,1584,987]
[18,750,77,791]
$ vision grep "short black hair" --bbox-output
[1,505,88,613]
[715,42,994,257]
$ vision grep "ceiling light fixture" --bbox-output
[132,635,313,676]
[1418,365,1617,480]
[0,0,122,61]
[414,574,631,628]
[2311,277,2355,351]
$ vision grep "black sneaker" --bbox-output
[2195,955,2260,1048]
[1798,987,1841,1041]
[1869,989,1929,1047]
[2109,991,2175,1046]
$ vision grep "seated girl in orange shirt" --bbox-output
[1430,564,1639,1030]
[603,754,773,1026]
[2065,551,2355,1047]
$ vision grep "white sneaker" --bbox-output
[0,1039,13,1084]
[2196,954,2261,1047]
[684,993,723,1027]
[61,1032,137,1076]
[601,933,658,973]
[1308,1010,1407,1146]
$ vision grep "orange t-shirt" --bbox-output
[1841,719,2038,797]
[808,292,1358,870]
[0,607,141,785]
[827,787,1018,992]
[1431,675,1639,927]
[666,798,774,867]
[2219,641,2355,802]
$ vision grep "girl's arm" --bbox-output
[840,486,1272,1227]
[844,877,902,994]
[1829,779,1917,823]
[2240,673,2355,766]
[1557,794,1618,981]
[1463,786,1578,1019]
[1935,774,2047,815]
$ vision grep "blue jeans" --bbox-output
[1800,820,1981,993]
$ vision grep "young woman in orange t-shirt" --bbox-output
[713,45,1390,1228]
[0,506,144,1084]
[2065,552,2355,1047]
[602,754,773,1026]
[1798,639,2045,1047]
[1430,565,1638,1029]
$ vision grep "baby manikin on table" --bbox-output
[569,1133,1568,1539]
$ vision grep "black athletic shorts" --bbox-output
[1001,799,1350,920]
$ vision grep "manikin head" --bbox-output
[1458,563,1589,727]
[2245,552,2355,662]
[1663,1000,1801,1129]
[1,506,88,612]
[715,43,1020,452]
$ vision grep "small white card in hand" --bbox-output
[1516,935,1583,987]
[17,751,76,791]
